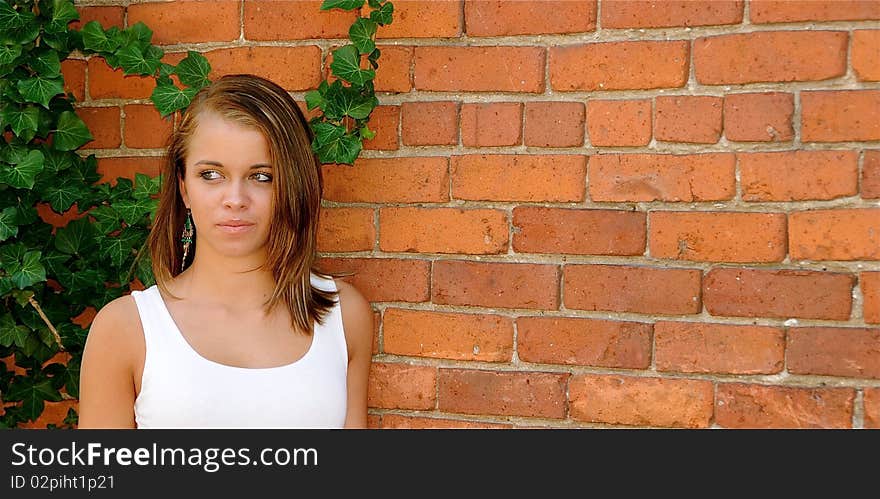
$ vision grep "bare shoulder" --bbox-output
[83,293,144,365]
[334,279,373,359]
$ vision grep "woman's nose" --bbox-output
[222,180,249,209]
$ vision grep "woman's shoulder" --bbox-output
[333,279,373,358]
[85,290,145,356]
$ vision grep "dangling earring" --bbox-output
[180,209,194,272]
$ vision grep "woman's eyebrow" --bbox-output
[192,160,273,169]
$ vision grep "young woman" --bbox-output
[78,74,373,428]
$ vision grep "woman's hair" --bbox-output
[148,73,337,334]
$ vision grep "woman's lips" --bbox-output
[216,222,255,234]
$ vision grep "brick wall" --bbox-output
[59,0,880,429]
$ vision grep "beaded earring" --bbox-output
[180,209,194,272]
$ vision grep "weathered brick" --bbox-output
[513,207,646,255]
[564,264,701,315]
[694,31,847,84]
[78,107,120,149]
[864,272,880,324]
[368,363,436,410]
[128,1,240,44]
[432,261,559,310]
[373,46,413,93]
[864,151,880,199]
[524,102,586,147]
[465,0,596,36]
[601,0,743,28]
[750,0,880,23]
[788,327,880,379]
[654,322,785,374]
[96,157,164,184]
[317,258,430,302]
[87,60,154,99]
[739,150,858,201]
[655,95,723,144]
[401,102,459,146]
[649,211,787,263]
[723,92,794,142]
[379,207,508,254]
[316,207,375,253]
[716,383,854,429]
[460,103,523,147]
[381,414,513,429]
[244,0,357,40]
[68,6,124,30]
[789,209,880,261]
[383,309,513,362]
[517,317,652,369]
[569,374,714,428]
[322,157,448,203]
[853,30,880,81]
[123,104,173,149]
[550,41,689,91]
[703,268,854,320]
[414,47,546,93]
[205,47,321,91]
[866,388,880,429]
[362,105,399,151]
[588,153,736,202]
[801,90,880,142]
[452,154,585,202]
[586,99,652,147]
[60,59,86,102]
[375,0,462,38]
[439,369,568,418]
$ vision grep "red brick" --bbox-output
[513,207,646,256]
[801,90,880,142]
[69,6,124,30]
[374,46,412,93]
[864,272,880,324]
[372,311,380,354]
[432,261,559,310]
[205,46,321,91]
[703,268,854,320]
[465,0,596,36]
[716,384,854,429]
[750,0,880,23]
[383,309,513,362]
[317,258,430,302]
[602,0,743,28]
[569,374,714,428]
[61,59,86,102]
[517,317,652,369]
[379,207,508,254]
[97,157,164,184]
[439,369,568,418]
[588,153,736,202]
[322,157,448,203]
[367,414,380,428]
[460,103,522,147]
[368,363,436,410]
[244,0,357,40]
[524,102,585,147]
[564,264,701,315]
[78,107,120,149]
[452,155,585,202]
[87,60,154,99]
[655,95,722,144]
[401,102,459,146]
[375,0,462,38]
[739,150,858,201]
[586,99,651,147]
[649,212,787,263]
[550,41,688,91]
[866,388,880,428]
[864,151,880,199]
[362,105,399,151]
[789,209,880,261]
[853,31,880,81]
[123,104,173,149]
[694,31,847,84]
[723,92,794,142]
[414,47,546,93]
[128,1,240,45]
[788,327,880,379]
[381,414,512,429]
[316,207,375,252]
[655,322,785,374]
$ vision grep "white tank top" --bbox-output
[130,274,348,428]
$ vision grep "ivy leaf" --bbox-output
[370,2,394,25]
[113,196,154,225]
[100,227,141,267]
[11,289,33,306]
[368,0,382,8]
[304,89,325,111]
[41,147,77,173]
[122,22,154,51]
[175,51,211,89]
[312,121,346,147]
[330,45,375,86]
[0,242,27,268]
[54,111,94,151]
[350,18,377,55]
[314,129,362,165]
[0,206,18,241]
[321,0,365,10]
[359,123,375,140]
[80,21,119,54]
[133,172,161,199]
[46,358,80,398]
[46,0,79,33]
[30,49,62,77]
[40,249,70,277]
[0,43,22,66]
[6,377,61,422]
[0,313,29,348]
[54,217,99,255]
[136,249,155,287]
[116,45,161,76]
[43,177,85,213]
[89,205,121,235]
[0,2,39,44]
[333,86,377,119]
[10,250,47,289]
[1,105,40,141]
[0,149,44,189]
[158,62,175,79]
[151,83,198,117]
[56,266,99,294]
[17,75,65,108]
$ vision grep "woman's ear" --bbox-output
[178,175,190,209]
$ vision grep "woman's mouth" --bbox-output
[217,221,256,234]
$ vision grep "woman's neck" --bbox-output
[173,252,278,311]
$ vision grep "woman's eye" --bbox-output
[199,170,221,180]
[252,172,273,183]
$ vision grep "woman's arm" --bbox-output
[77,296,141,428]
[336,280,374,429]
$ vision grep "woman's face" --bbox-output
[179,111,274,262]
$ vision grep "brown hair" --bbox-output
[148,74,337,334]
